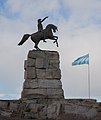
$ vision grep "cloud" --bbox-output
[63,0,101,27]
[5,0,60,21]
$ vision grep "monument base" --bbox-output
[0,50,100,120]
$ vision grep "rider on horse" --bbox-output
[37,16,48,42]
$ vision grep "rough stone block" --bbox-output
[63,104,97,119]
[46,102,61,119]
[23,79,62,89]
[24,58,35,69]
[24,67,36,79]
[48,59,60,69]
[22,88,64,99]
[36,69,61,79]
[45,69,61,79]
[28,50,45,59]
[36,58,48,69]
[36,69,46,78]
[45,51,59,60]
[0,100,8,109]
[28,50,59,60]
[9,101,19,111]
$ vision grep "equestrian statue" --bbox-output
[18,23,58,50]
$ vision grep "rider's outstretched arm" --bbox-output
[41,16,48,22]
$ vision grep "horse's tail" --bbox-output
[18,34,31,45]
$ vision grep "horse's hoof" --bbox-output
[36,48,41,51]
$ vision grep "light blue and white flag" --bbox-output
[72,54,89,66]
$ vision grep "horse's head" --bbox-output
[53,26,58,33]
[46,24,58,33]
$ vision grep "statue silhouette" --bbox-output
[18,24,58,50]
[37,16,48,42]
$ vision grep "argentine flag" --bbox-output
[72,54,89,66]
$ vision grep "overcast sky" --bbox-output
[0,0,101,101]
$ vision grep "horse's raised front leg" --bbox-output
[53,36,58,40]
[53,36,59,47]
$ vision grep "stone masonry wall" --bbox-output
[21,50,64,100]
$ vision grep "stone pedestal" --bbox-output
[0,50,100,120]
[21,50,64,100]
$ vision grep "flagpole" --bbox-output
[72,53,90,99]
[88,60,90,99]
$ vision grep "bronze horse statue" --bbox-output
[18,24,58,50]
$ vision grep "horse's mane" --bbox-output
[45,24,57,28]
